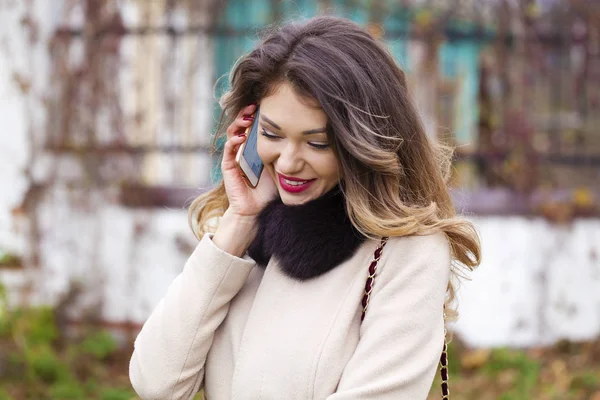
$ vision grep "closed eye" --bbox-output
[308,142,330,150]
[261,128,330,150]
[260,128,281,140]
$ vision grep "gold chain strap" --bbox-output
[441,308,449,399]
[361,237,449,399]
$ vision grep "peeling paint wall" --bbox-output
[0,0,57,303]
[1,0,214,312]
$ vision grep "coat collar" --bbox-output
[247,187,367,280]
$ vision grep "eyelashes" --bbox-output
[308,143,330,150]
[260,129,280,140]
[260,128,330,150]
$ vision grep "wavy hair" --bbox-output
[188,16,480,322]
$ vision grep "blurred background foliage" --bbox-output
[0,282,135,399]
[2,278,599,399]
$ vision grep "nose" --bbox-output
[275,143,304,174]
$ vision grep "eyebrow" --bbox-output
[261,114,327,135]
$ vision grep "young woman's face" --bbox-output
[258,83,341,205]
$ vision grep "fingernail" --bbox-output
[242,116,254,121]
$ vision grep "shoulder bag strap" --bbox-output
[361,237,449,399]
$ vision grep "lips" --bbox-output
[277,173,316,194]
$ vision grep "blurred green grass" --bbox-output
[1,283,599,399]
[428,338,600,400]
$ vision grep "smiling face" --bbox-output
[257,83,341,205]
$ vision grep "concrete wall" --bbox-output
[6,189,600,348]
[454,217,600,347]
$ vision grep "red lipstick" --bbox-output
[277,173,316,194]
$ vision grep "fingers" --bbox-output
[221,133,247,171]
[226,104,257,139]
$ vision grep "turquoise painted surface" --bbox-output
[211,0,319,181]
[211,1,484,181]
[439,40,482,146]
[382,4,411,72]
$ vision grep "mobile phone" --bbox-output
[235,107,264,188]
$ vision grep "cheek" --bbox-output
[257,136,274,164]
[312,153,340,180]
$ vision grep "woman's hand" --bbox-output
[221,104,278,218]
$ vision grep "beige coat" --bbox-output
[129,232,450,400]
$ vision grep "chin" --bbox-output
[278,188,319,206]
[279,192,309,206]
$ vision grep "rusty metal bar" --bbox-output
[43,144,600,166]
[119,184,209,208]
[454,149,600,167]
[44,143,212,154]
[63,317,143,334]
[52,25,596,44]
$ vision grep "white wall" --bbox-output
[454,217,600,347]
[11,194,600,348]
[0,0,57,304]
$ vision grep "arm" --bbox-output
[328,233,451,400]
[129,212,257,400]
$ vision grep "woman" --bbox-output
[130,16,480,400]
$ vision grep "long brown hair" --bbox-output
[189,16,480,321]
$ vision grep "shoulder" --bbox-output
[376,232,451,288]
[386,231,450,261]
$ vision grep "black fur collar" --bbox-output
[247,187,367,280]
